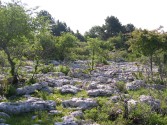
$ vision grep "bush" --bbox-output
[116,81,127,93]
[38,64,56,74]
[56,65,70,75]
[5,84,16,97]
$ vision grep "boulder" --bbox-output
[48,110,61,115]
[127,99,138,111]
[16,82,48,95]
[0,97,56,114]
[62,98,98,109]
[60,85,81,94]
[70,110,83,118]
[96,76,108,83]
[87,89,113,97]
[139,95,160,110]
[111,96,120,103]
[0,119,5,123]
[54,122,77,125]
[0,112,10,119]
[50,60,60,66]
[87,82,98,90]
[126,80,145,90]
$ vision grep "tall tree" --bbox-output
[84,26,106,40]
[75,30,85,42]
[56,33,78,61]
[0,1,34,84]
[128,29,162,77]
[104,16,123,38]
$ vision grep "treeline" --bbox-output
[0,1,167,84]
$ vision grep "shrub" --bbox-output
[38,64,56,74]
[5,84,16,97]
[56,65,70,75]
[116,81,127,93]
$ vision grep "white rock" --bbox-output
[60,85,80,94]
[139,95,160,110]
[62,98,98,109]
[0,97,56,114]
[126,80,145,90]
[16,82,48,95]
[87,89,113,97]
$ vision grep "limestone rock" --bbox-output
[87,89,113,97]
[0,97,56,114]
[62,98,98,109]
[0,112,10,119]
[16,82,48,95]
[139,95,160,110]
[126,80,145,90]
[60,85,81,94]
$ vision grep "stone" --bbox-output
[62,98,98,109]
[96,76,108,83]
[46,78,63,87]
[127,99,138,111]
[54,122,78,125]
[0,112,10,119]
[60,85,80,94]
[111,96,120,103]
[70,110,83,117]
[126,80,145,90]
[0,97,56,114]
[0,119,5,123]
[41,86,53,93]
[49,110,61,115]
[87,89,113,97]
[139,95,160,110]
[62,115,75,122]
[50,60,60,66]
[16,82,48,95]
[32,115,37,120]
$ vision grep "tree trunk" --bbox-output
[123,99,128,119]
[150,55,153,80]
[91,49,95,70]
[3,47,18,84]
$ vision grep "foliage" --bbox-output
[0,1,36,84]
[56,65,70,75]
[38,64,56,74]
[56,33,78,61]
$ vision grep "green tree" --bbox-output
[56,33,78,61]
[75,30,85,42]
[0,1,34,84]
[104,16,123,38]
[87,38,103,70]
[84,26,106,40]
[128,29,162,77]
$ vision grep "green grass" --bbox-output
[6,111,63,125]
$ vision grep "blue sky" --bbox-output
[2,0,167,34]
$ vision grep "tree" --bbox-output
[51,20,70,36]
[37,10,55,25]
[56,33,78,61]
[84,26,106,40]
[88,38,101,70]
[104,16,123,38]
[122,23,135,33]
[128,29,162,77]
[108,32,127,50]
[75,30,85,42]
[0,1,34,84]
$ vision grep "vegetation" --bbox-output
[0,0,167,125]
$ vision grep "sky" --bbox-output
[2,0,167,34]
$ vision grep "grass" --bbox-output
[6,111,63,125]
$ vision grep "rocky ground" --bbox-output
[0,60,166,125]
